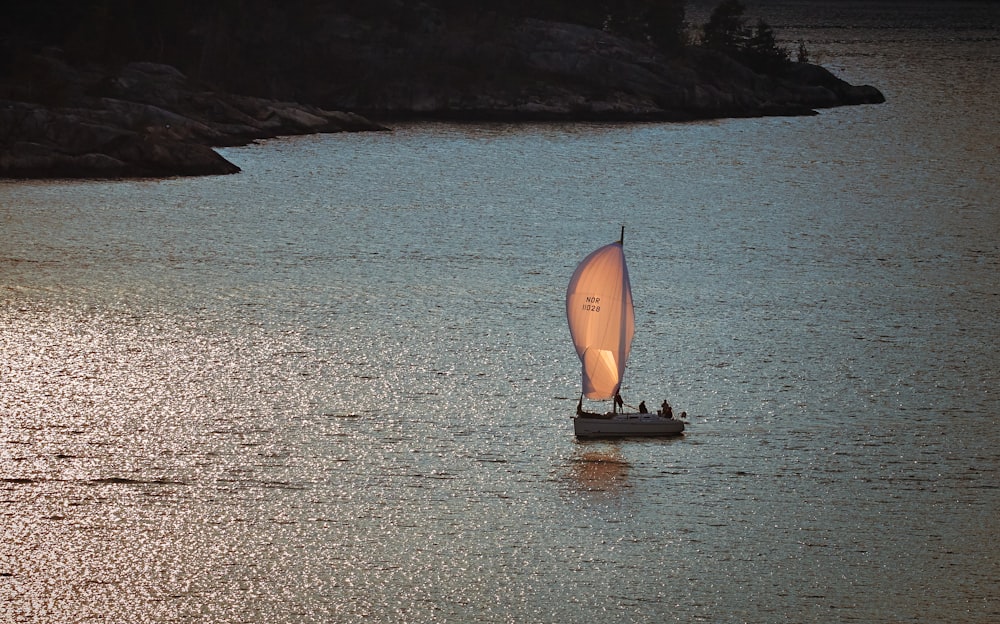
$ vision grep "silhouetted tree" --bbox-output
[644,0,688,52]
[604,0,687,52]
[796,40,810,63]
[743,18,789,73]
[701,0,748,55]
[701,0,793,74]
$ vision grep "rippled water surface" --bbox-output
[2,3,998,622]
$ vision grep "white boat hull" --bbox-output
[573,413,685,438]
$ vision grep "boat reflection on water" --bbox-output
[566,446,631,494]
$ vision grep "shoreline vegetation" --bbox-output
[0,0,884,180]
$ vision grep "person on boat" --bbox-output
[661,400,673,419]
[638,401,648,414]
[614,391,624,413]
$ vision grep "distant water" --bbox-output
[2,2,998,622]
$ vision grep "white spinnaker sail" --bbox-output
[566,241,635,400]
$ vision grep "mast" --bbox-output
[616,225,627,401]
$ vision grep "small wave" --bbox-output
[88,477,188,486]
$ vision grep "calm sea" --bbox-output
[2,2,998,622]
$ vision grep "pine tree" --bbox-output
[702,0,748,55]
[743,18,789,73]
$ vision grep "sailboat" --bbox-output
[566,227,684,438]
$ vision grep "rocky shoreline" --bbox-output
[0,18,884,180]
[0,59,386,179]
[323,19,884,124]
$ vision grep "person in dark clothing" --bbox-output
[614,391,624,413]
[661,400,673,419]
[638,401,648,413]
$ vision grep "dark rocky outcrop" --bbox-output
[201,15,883,122]
[0,56,386,179]
[0,12,884,179]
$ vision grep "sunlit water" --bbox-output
[2,2,998,622]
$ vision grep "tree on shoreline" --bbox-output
[701,0,749,56]
[744,18,790,72]
[700,0,796,74]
